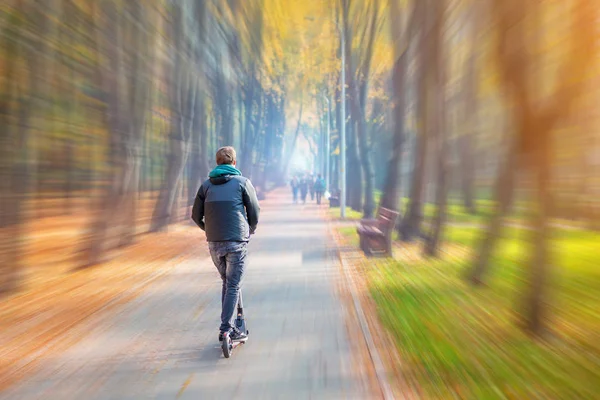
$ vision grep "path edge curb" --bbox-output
[328,223,397,400]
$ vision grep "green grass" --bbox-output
[330,198,495,224]
[338,226,360,246]
[329,196,549,228]
[328,206,363,221]
[352,225,600,399]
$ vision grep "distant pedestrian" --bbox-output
[314,174,326,205]
[299,176,308,204]
[308,175,315,201]
[290,177,299,203]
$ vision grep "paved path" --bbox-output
[2,190,376,400]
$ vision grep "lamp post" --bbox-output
[322,95,331,194]
[339,22,346,219]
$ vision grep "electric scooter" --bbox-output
[221,292,248,358]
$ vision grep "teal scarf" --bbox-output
[209,164,242,178]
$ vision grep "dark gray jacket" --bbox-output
[191,174,260,242]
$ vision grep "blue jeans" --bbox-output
[208,241,247,333]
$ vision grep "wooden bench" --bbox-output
[356,207,399,257]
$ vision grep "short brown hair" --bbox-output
[216,146,236,165]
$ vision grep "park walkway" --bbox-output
[1,189,379,400]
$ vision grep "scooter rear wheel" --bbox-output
[222,332,232,358]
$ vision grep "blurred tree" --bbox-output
[151,0,205,232]
[423,0,448,257]
[469,0,595,335]
[379,0,417,212]
[340,0,363,212]
[282,94,304,177]
[352,0,380,218]
[0,0,57,291]
[457,3,480,215]
[0,3,26,293]
[398,0,428,242]
[239,3,265,176]
[83,0,158,264]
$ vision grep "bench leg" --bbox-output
[359,235,373,256]
[385,237,393,257]
[365,237,373,257]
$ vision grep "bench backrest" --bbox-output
[377,208,399,234]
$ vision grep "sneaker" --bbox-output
[229,328,248,342]
[218,331,224,342]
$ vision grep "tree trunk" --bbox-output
[380,50,408,211]
[150,124,190,232]
[79,1,127,265]
[398,2,429,241]
[331,73,341,192]
[187,132,200,208]
[424,2,448,257]
[355,0,379,219]
[380,2,422,210]
[590,133,600,230]
[459,44,478,214]
[0,0,57,291]
[341,0,363,212]
[188,92,208,207]
[214,57,232,147]
[317,96,325,175]
[282,96,303,178]
[470,0,594,297]
[0,44,22,292]
[119,2,156,246]
[118,143,141,247]
[223,95,234,146]
[64,140,74,214]
[525,135,551,335]
[399,69,428,241]
[346,122,363,211]
[252,92,268,178]
[199,104,210,178]
[240,75,256,175]
[82,1,154,255]
[359,136,375,218]
[260,94,279,187]
[459,133,476,214]
[150,3,196,232]
[469,133,517,284]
